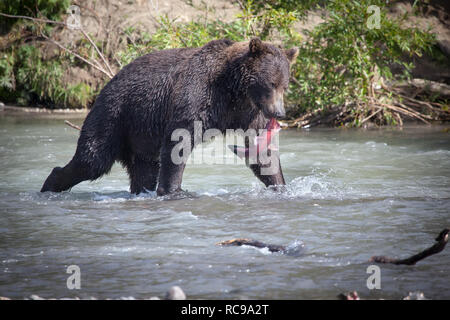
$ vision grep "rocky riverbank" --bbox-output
[0,286,187,300]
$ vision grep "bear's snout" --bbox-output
[273,98,286,119]
[273,110,286,119]
[263,93,285,119]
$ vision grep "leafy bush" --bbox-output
[1,45,92,108]
[288,0,436,123]
[117,15,252,66]
[116,0,304,65]
[0,0,70,33]
[0,0,94,108]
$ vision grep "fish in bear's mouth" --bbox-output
[228,118,281,160]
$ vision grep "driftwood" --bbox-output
[283,76,450,129]
[369,229,449,265]
[218,229,449,266]
[216,238,286,253]
[393,79,450,99]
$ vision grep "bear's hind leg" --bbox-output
[41,141,117,193]
[125,156,160,194]
[41,157,109,193]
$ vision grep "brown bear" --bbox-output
[41,38,299,196]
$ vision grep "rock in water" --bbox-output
[165,286,186,300]
[403,291,427,300]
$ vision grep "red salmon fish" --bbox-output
[228,118,281,159]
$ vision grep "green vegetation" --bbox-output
[1,44,92,108]
[0,0,94,108]
[0,0,448,125]
[117,16,251,66]
[289,0,438,125]
[0,0,70,32]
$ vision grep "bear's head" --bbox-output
[245,38,298,120]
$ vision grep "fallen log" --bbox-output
[369,228,449,265]
[392,78,450,99]
[216,238,286,253]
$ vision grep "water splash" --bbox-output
[284,239,307,257]
[239,169,351,201]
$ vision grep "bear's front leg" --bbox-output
[156,140,189,196]
[248,152,286,188]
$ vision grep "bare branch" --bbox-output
[1,11,114,79]
[64,120,81,131]
[0,12,66,25]
[40,31,113,79]
[79,28,114,77]
[370,229,449,265]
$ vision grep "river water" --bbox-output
[0,115,449,299]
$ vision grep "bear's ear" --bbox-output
[285,47,299,64]
[249,37,264,55]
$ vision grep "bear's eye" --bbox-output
[270,82,276,88]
